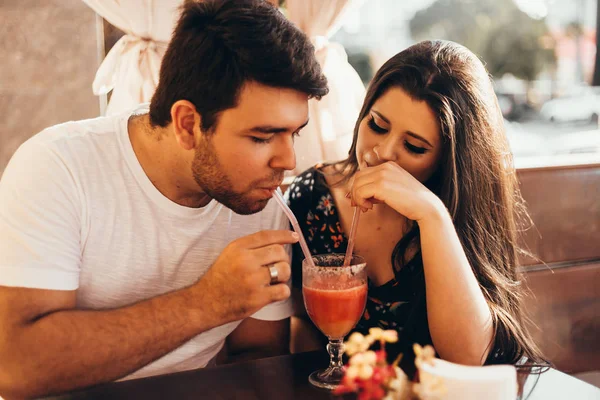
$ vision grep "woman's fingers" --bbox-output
[353,182,381,208]
[347,162,413,212]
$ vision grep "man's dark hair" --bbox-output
[149,0,328,131]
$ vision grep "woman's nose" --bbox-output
[363,149,381,166]
[374,135,400,162]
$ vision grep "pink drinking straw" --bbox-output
[272,190,315,268]
[343,207,361,266]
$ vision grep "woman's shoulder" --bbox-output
[293,165,320,183]
[286,163,348,206]
[286,165,322,209]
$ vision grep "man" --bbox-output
[0,0,328,398]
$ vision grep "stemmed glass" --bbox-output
[302,253,367,390]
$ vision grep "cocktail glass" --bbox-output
[302,253,367,390]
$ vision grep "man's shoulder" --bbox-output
[28,104,147,152]
[5,114,114,175]
[26,114,120,154]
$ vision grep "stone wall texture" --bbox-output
[0,0,99,174]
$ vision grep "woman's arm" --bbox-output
[349,162,493,365]
[418,202,493,365]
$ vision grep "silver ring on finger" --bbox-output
[268,264,279,285]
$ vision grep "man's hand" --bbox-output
[192,230,298,326]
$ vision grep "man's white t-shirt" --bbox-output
[0,106,293,380]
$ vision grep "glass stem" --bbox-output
[327,339,344,370]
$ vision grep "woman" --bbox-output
[287,40,545,369]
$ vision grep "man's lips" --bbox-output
[258,181,283,191]
[255,183,282,197]
[259,187,279,193]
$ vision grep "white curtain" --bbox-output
[83,0,182,116]
[286,0,366,173]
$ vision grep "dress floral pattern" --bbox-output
[286,166,432,361]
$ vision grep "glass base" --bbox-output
[308,366,345,390]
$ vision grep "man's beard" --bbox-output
[191,137,282,215]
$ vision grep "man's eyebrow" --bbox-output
[372,110,433,147]
[248,119,310,134]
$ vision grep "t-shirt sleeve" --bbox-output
[250,195,295,321]
[0,140,82,290]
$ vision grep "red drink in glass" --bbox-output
[303,285,367,339]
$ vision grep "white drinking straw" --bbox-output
[272,190,315,268]
[343,207,361,266]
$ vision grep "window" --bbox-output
[332,0,600,168]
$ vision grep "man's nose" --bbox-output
[270,136,296,171]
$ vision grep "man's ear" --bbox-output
[170,100,201,151]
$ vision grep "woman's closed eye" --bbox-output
[368,116,428,155]
[367,116,388,134]
[405,141,427,155]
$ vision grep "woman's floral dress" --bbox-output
[286,165,433,370]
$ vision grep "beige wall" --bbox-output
[0,0,100,175]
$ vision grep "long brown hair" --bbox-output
[336,40,545,366]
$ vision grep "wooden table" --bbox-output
[50,351,600,400]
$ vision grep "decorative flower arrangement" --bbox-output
[334,328,446,400]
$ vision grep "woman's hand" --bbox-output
[349,161,445,223]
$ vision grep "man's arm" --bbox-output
[223,317,290,364]
[0,230,297,399]
[0,285,218,399]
